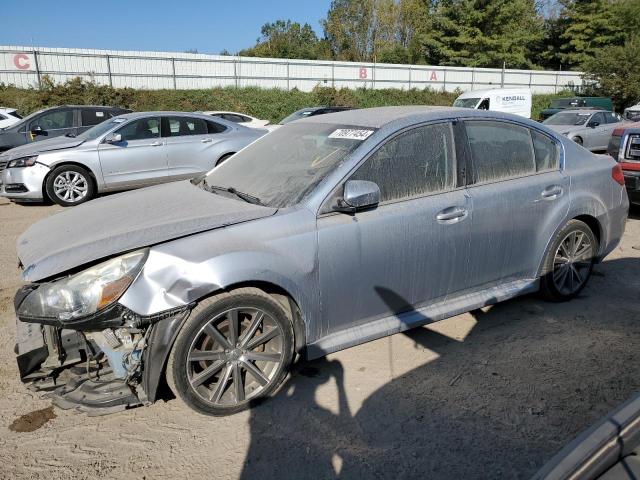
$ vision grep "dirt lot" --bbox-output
[0,198,639,480]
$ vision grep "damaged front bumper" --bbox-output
[15,286,191,415]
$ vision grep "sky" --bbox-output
[1,0,332,54]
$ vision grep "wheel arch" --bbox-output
[42,161,99,201]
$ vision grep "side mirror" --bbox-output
[104,133,122,144]
[30,126,44,136]
[588,121,600,128]
[334,180,380,213]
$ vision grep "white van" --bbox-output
[453,88,532,119]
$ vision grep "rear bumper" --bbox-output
[624,170,640,204]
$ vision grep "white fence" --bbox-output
[0,45,583,94]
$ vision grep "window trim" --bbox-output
[461,118,563,188]
[318,119,462,216]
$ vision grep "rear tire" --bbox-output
[166,288,295,416]
[539,220,597,302]
[45,165,95,207]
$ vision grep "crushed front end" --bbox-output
[14,249,190,415]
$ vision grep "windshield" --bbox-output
[202,123,375,208]
[453,98,480,108]
[279,109,318,125]
[76,118,125,140]
[543,112,591,126]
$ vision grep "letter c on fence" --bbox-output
[359,67,368,79]
[13,53,30,70]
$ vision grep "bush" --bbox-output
[0,77,570,123]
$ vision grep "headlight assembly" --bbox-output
[18,250,147,321]
[7,155,38,168]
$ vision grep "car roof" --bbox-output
[296,105,472,128]
[554,109,608,114]
[114,111,219,119]
[456,88,530,99]
[0,107,17,112]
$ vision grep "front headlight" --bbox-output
[18,250,147,321]
[7,155,38,168]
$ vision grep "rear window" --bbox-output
[465,120,536,183]
[81,109,109,127]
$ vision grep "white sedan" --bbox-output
[0,108,22,129]
[201,111,277,131]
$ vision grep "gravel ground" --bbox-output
[0,197,639,480]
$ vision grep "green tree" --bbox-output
[239,20,327,60]
[420,0,544,68]
[557,0,627,69]
[582,36,640,110]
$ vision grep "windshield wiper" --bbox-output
[202,181,265,206]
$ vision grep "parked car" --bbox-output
[623,102,640,121]
[201,111,276,131]
[0,105,131,153]
[0,111,265,206]
[453,88,532,118]
[607,121,640,205]
[542,109,626,151]
[0,107,22,129]
[14,107,627,416]
[278,106,352,125]
[534,391,640,480]
[539,97,613,121]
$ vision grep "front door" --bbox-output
[28,108,76,142]
[97,116,167,188]
[317,122,472,338]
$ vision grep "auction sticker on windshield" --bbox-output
[328,128,375,140]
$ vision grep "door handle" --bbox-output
[150,141,163,146]
[541,185,563,200]
[201,138,213,143]
[436,207,468,223]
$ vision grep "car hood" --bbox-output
[17,180,277,282]
[0,136,85,160]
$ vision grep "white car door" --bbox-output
[164,116,230,180]
[97,116,167,188]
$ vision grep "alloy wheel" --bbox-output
[186,307,284,407]
[53,171,89,203]
[552,230,593,295]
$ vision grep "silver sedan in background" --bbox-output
[0,111,266,206]
[542,109,627,151]
[14,107,628,416]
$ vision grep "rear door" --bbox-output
[317,121,472,337]
[588,112,609,150]
[462,119,567,288]
[165,117,231,179]
[97,116,167,188]
[28,108,76,142]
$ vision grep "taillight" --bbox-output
[612,164,625,185]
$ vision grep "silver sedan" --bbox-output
[0,111,266,206]
[14,107,628,416]
[542,109,627,151]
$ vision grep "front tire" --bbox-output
[540,220,598,301]
[216,153,234,166]
[45,165,95,206]
[166,288,295,416]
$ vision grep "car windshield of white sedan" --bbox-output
[453,98,480,108]
[202,123,375,208]
[76,118,126,140]
[543,112,591,126]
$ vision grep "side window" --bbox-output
[603,112,619,124]
[478,98,490,110]
[207,120,227,134]
[350,122,456,203]
[223,114,246,123]
[465,120,536,183]
[163,117,208,137]
[591,113,605,125]
[0,113,6,120]
[81,109,108,127]
[116,118,160,141]
[531,130,560,172]
[31,110,74,130]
